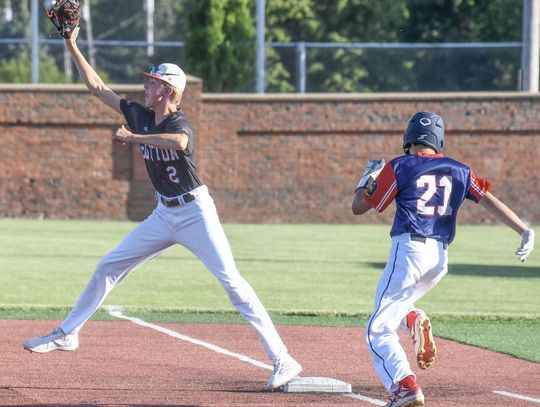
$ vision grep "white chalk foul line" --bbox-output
[344,392,387,406]
[493,390,540,404]
[104,305,272,370]
[105,305,386,406]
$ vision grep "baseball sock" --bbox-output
[399,375,417,389]
[406,310,420,330]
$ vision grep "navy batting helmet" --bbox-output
[403,112,445,154]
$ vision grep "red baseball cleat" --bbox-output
[407,309,436,369]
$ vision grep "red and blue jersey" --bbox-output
[364,152,491,245]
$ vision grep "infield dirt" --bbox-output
[1,320,539,406]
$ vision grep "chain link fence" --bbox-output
[0,0,524,92]
[0,0,190,84]
[270,42,523,92]
[3,39,519,92]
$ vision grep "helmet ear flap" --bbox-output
[403,143,411,155]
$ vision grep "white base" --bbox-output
[283,376,352,393]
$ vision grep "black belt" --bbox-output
[410,233,448,250]
[160,192,196,207]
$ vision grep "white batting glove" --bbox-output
[515,229,535,263]
[355,159,385,191]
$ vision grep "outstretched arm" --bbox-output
[479,192,528,234]
[479,191,535,262]
[65,27,122,113]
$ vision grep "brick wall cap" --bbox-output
[0,76,201,93]
[0,84,140,93]
[203,91,540,103]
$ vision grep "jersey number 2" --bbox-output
[416,175,452,216]
[166,166,180,183]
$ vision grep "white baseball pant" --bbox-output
[60,185,288,360]
[365,233,448,393]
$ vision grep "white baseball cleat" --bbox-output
[23,327,79,353]
[267,354,302,390]
[385,384,425,407]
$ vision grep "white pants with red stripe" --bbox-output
[365,233,448,393]
[60,185,288,361]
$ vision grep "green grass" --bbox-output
[1,219,539,362]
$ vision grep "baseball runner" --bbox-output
[24,2,302,390]
[352,112,535,407]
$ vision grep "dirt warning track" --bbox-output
[1,319,539,406]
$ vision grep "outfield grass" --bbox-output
[1,219,539,362]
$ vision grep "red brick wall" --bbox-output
[1,86,538,225]
[0,82,201,220]
[201,93,539,225]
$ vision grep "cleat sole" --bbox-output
[416,318,436,370]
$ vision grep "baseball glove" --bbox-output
[355,159,385,191]
[46,0,82,39]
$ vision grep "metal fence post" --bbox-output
[255,0,265,93]
[145,0,155,57]
[82,1,96,67]
[296,42,306,93]
[31,0,39,84]
[521,0,540,91]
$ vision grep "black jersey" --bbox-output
[120,100,202,197]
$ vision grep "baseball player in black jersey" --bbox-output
[24,27,302,390]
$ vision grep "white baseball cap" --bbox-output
[141,63,186,92]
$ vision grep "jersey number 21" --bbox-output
[416,175,453,216]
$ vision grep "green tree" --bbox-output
[263,0,522,92]
[398,0,522,91]
[186,0,255,92]
[264,0,407,92]
[0,0,31,63]
[0,0,525,91]
[264,0,319,92]
[0,0,191,84]
[0,0,66,83]
[86,0,191,83]
[401,0,520,42]
[310,0,408,92]
[55,0,190,84]
[0,51,67,83]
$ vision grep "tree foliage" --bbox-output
[186,0,254,91]
[0,0,192,84]
[86,0,192,81]
[0,0,66,83]
[263,0,522,92]
[0,50,67,83]
[0,0,526,92]
[264,0,318,91]
[396,0,522,91]
[309,0,408,92]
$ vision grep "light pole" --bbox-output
[255,0,265,93]
[31,0,39,83]
[145,0,155,57]
[521,0,540,91]
[82,1,96,67]
[4,0,13,22]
